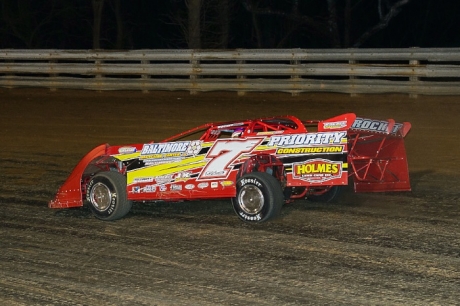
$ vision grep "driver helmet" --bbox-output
[231,127,244,138]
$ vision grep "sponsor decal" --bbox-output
[323,121,347,130]
[133,177,154,183]
[211,182,218,188]
[140,141,202,159]
[276,146,344,155]
[159,185,167,192]
[141,141,189,155]
[352,118,403,134]
[267,132,346,147]
[143,185,156,193]
[185,184,195,190]
[174,171,192,181]
[118,146,137,154]
[186,140,202,155]
[154,174,174,184]
[130,185,156,193]
[293,159,342,183]
[204,170,226,177]
[197,182,209,189]
[220,180,234,187]
[144,157,182,165]
[170,184,182,191]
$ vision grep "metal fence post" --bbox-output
[50,59,58,91]
[95,58,104,92]
[409,59,419,99]
[291,59,300,96]
[141,60,150,93]
[349,60,358,97]
[190,57,200,95]
[237,60,246,96]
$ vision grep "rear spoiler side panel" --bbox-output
[348,117,411,193]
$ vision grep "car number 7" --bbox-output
[198,138,263,180]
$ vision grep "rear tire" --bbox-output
[86,172,132,221]
[232,172,284,223]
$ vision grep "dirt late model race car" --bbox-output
[49,113,411,223]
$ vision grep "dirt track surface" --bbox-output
[1,89,459,305]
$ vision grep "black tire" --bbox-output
[85,171,132,221]
[232,172,284,223]
[307,186,343,203]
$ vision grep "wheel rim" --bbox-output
[238,185,264,214]
[90,182,112,211]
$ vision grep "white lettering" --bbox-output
[267,132,346,147]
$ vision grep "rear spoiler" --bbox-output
[347,117,411,193]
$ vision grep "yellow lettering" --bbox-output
[296,164,305,175]
[295,162,341,175]
[332,164,338,174]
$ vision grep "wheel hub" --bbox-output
[90,182,112,211]
[238,185,264,214]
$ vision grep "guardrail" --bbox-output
[1,48,459,95]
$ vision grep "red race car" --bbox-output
[49,113,411,223]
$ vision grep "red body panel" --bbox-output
[49,144,107,208]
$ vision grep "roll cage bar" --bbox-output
[161,115,308,143]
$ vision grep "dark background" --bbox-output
[0,0,459,50]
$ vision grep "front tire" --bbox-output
[85,172,132,221]
[232,172,284,223]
